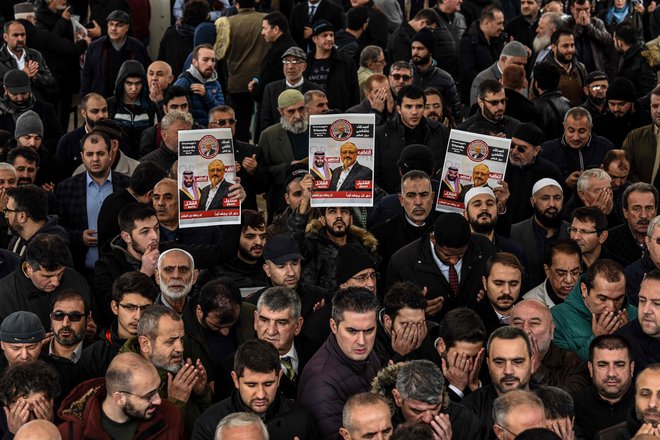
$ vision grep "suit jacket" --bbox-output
[199,180,233,210]
[510,217,570,286]
[55,171,130,270]
[259,123,297,216]
[329,162,372,191]
[289,0,346,50]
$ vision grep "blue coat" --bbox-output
[173,70,225,126]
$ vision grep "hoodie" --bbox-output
[173,64,225,126]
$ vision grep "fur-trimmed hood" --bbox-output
[305,218,379,254]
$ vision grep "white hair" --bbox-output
[215,413,269,440]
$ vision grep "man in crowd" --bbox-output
[470,41,528,106]
[477,253,524,336]
[571,335,636,439]
[339,393,393,440]
[552,259,636,361]
[563,169,613,225]
[623,85,660,184]
[492,390,547,439]
[48,290,88,363]
[569,207,611,270]
[140,110,193,172]
[582,71,609,118]
[524,239,582,307]
[459,80,520,138]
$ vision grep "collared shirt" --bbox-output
[49,339,84,364]
[280,344,299,375]
[429,239,463,283]
[85,171,113,269]
[535,46,551,65]
[286,77,305,88]
[335,163,355,190]
[9,49,26,70]
[205,180,227,210]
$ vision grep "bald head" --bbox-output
[15,420,61,440]
[147,61,174,90]
[105,352,156,393]
[510,299,555,356]
[511,299,553,321]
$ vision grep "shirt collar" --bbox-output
[281,343,298,363]
[49,339,84,363]
[85,170,112,187]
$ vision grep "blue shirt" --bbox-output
[85,172,113,269]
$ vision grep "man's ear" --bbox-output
[392,388,403,407]
[137,335,151,355]
[330,318,338,335]
[435,337,446,355]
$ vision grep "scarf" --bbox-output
[607,2,630,25]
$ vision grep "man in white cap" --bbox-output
[259,89,310,221]
[511,178,570,286]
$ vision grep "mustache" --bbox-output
[477,212,492,220]
[496,295,514,302]
[500,375,520,383]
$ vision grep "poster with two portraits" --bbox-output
[436,129,511,214]
[308,114,375,207]
[177,128,241,227]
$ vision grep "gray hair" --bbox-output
[360,45,383,68]
[208,105,235,120]
[623,182,658,210]
[647,215,660,237]
[395,360,444,405]
[137,305,181,341]
[540,11,562,31]
[400,170,431,194]
[157,248,196,273]
[492,390,544,427]
[342,392,391,432]
[304,89,326,106]
[161,110,193,131]
[0,162,16,177]
[256,286,302,319]
[564,106,592,127]
[215,413,269,440]
[576,168,611,192]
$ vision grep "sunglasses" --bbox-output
[210,118,236,127]
[390,74,412,81]
[511,142,528,153]
[50,311,85,322]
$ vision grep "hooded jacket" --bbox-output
[107,60,159,158]
[551,277,638,361]
[7,215,70,259]
[57,378,184,440]
[173,64,225,126]
[286,208,380,292]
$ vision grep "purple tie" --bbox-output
[448,265,459,295]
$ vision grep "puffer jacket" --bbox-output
[173,65,225,126]
[286,208,379,292]
[411,59,462,121]
[552,276,638,361]
[297,334,382,440]
[58,378,184,440]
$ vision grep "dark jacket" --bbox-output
[387,21,417,64]
[0,266,91,328]
[0,97,62,153]
[55,170,130,270]
[457,110,520,138]
[563,16,613,73]
[459,21,506,103]
[140,142,178,172]
[289,0,346,50]
[623,251,656,306]
[503,88,543,125]
[505,14,538,48]
[259,79,324,133]
[78,321,126,380]
[197,257,270,289]
[252,32,297,103]
[107,60,159,157]
[534,90,572,140]
[304,48,359,111]
[461,383,500,440]
[572,386,636,440]
[58,378,184,440]
[6,215,69,259]
[604,223,644,267]
[540,135,615,190]
[504,157,563,223]
[347,98,391,126]
[411,60,463,121]
[617,42,657,98]
[297,334,382,440]
[593,110,651,149]
[532,343,591,392]
[192,390,319,440]
[594,409,642,440]
[616,319,660,376]
[81,34,151,98]
[157,24,194,79]
[286,210,379,292]
[55,126,87,176]
[387,232,498,322]
[374,115,450,194]
[0,44,57,103]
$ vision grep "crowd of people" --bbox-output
[1,0,660,438]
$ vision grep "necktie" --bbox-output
[448,264,459,296]
[281,356,296,381]
[308,5,316,22]
[500,315,510,325]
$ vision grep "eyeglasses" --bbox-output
[550,267,581,280]
[282,59,305,65]
[511,142,529,153]
[210,118,236,127]
[352,272,380,282]
[50,311,85,322]
[2,208,19,215]
[390,74,412,81]
[590,84,608,91]
[481,97,507,106]
[120,382,165,402]
[568,226,599,235]
[372,58,386,65]
[118,303,152,312]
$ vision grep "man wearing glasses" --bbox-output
[524,239,582,307]
[388,61,414,98]
[569,206,612,271]
[58,352,184,439]
[581,71,609,118]
[458,79,520,138]
[48,290,89,363]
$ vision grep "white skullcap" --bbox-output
[464,187,495,207]
[532,178,562,195]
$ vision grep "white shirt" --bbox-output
[205,182,224,210]
[280,344,299,375]
[9,50,26,70]
[49,339,84,364]
[335,163,355,190]
[429,239,462,284]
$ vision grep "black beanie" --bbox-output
[606,77,636,102]
[412,27,436,54]
[336,243,376,285]
[512,123,544,146]
[433,213,471,248]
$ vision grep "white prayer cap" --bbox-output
[464,187,495,207]
[532,178,563,195]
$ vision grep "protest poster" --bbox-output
[436,129,511,213]
[308,114,375,207]
[178,128,240,227]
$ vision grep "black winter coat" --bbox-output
[534,90,572,141]
[616,319,660,376]
[304,48,359,111]
[252,32,298,103]
[459,21,505,103]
